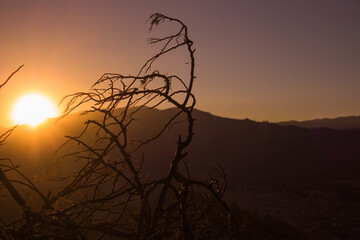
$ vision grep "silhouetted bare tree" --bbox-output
[0,14,239,240]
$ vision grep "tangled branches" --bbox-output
[0,14,239,239]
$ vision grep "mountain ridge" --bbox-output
[1,107,360,188]
[277,115,360,129]
[2,109,360,130]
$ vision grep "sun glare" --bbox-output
[12,93,59,127]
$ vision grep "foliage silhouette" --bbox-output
[0,14,239,239]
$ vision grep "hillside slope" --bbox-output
[1,108,360,239]
[2,108,360,189]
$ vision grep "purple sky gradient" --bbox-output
[1,0,360,126]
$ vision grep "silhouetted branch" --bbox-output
[0,65,23,90]
[0,14,238,240]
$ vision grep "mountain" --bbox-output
[1,108,360,239]
[277,115,360,129]
[2,108,360,188]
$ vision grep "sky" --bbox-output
[1,0,360,127]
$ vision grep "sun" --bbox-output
[12,93,59,127]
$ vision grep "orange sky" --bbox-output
[1,0,360,127]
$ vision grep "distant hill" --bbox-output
[1,108,360,189]
[277,116,360,129]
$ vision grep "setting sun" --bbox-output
[11,93,59,127]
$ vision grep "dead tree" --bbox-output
[0,14,239,239]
